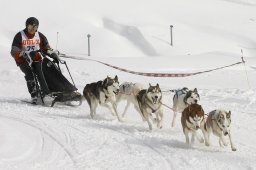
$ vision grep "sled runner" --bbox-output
[24,51,82,107]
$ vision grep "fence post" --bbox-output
[170,25,173,46]
[87,34,91,56]
[241,49,251,90]
[56,32,59,50]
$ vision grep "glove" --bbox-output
[15,51,27,64]
[19,51,27,59]
[47,49,60,63]
[29,51,42,61]
[50,53,60,63]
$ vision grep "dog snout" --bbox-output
[116,89,120,93]
[224,132,228,136]
[155,96,158,99]
[194,99,198,103]
[196,125,200,129]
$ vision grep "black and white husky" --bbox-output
[203,110,237,151]
[171,87,200,127]
[136,83,163,130]
[83,75,122,121]
[116,82,145,118]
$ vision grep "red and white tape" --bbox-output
[60,54,243,77]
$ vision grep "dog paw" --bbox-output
[205,142,210,147]
[200,138,204,143]
[157,124,163,129]
[232,147,237,151]
[117,118,124,122]
[223,142,228,146]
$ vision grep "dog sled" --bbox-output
[24,50,82,107]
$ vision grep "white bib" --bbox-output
[21,31,40,53]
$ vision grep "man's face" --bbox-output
[27,24,38,34]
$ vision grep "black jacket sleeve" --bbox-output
[10,32,22,58]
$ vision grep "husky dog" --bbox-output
[203,110,237,151]
[116,82,145,118]
[83,75,122,121]
[181,103,205,145]
[172,88,200,127]
[136,83,163,130]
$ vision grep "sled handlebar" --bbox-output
[24,50,67,66]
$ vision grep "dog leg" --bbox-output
[191,132,196,144]
[219,134,227,147]
[91,100,98,118]
[201,128,210,146]
[148,113,157,124]
[89,100,94,119]
[134,105,146,121]
[195,131,204,143]
[89,107,94,118]
[184,128,190,144]
[156,110,163,129]
[102,103,122,122]
[112,102,123,122]
[228,132,237,151]
[144,112,152,131]
[171,111,177,127]
[102,103,116,116]
[122,101,131,117]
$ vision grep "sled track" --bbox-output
[41,113,174,169]
[86,119,174,170]
[0,114,78,168]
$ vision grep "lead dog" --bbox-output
[172,88,200,127]
[116,82,145,118]
[203,110,237,151]
[181,103,205,145]
[83,75,122,121]
[136,83,163,130]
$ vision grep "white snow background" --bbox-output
[0,0,256,169]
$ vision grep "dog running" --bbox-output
[203,109,237,151]
[181,103,205,145]
[83,75,122,121]
[136,83,163,130]
[172,87,200,127]
[116,82,145,118]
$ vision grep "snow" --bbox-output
[1,0,256,169]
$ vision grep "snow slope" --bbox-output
[1,0,256,169]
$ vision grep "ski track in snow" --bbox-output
[0,113,77,168]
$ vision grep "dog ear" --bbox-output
[194,88,198,93]
[114,75,118,81]
[105,76,109,84]
[226,110,231,118]
[156,83,159,88]
[149,83,151,87]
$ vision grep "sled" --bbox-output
[25,51,82,107]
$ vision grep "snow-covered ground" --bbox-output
[1,0,256,169]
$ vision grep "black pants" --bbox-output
[19,62,37,98]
